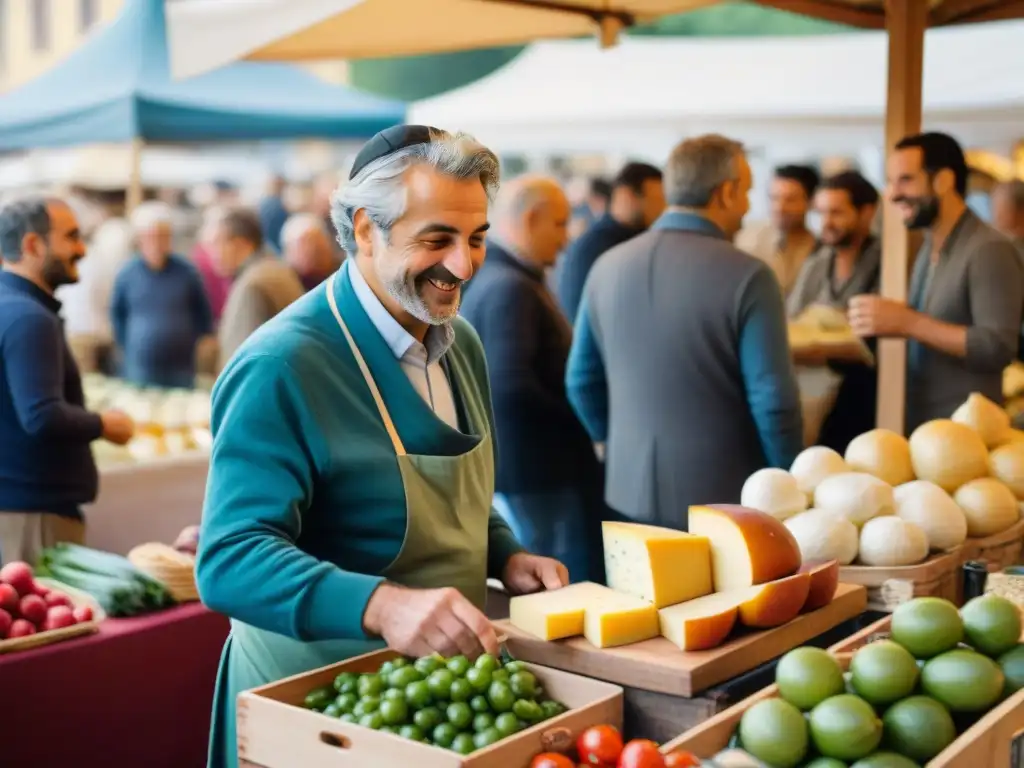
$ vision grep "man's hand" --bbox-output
[848,295,914,338]
[362,584,498,660]
[501,552,569,597]
[100,409,135,445]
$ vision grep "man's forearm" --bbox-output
[905,310,968,358]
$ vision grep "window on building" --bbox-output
[31,0,51,52]
[79,0,98,32]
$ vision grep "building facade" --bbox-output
[0,0,347,93]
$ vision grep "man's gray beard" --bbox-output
[384,275,457,327]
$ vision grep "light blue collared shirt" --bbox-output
[345,259,459,428]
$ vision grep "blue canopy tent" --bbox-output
[0,0,405,149]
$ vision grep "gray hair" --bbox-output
[664,134,745,208]
[330,129,500,256]
[130,200,174,234]
[994,179,1024,211]
[281,212,328,250]
[0,196,55,262]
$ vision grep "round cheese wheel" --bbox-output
[953,478,1021,538]
[858,516,930,566]
[784,509,860,565]
[789,446,848,503]
[1000,429,1024,446]
[989,442,1024,499]
[909,419,989,493]
[844,428,915,486]
[813,472,895,528]
[951,392,1012,449]
[892,480,967,551]
[740,468,808,521]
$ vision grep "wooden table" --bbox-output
[495,583,869,743]
[1,603,228,768]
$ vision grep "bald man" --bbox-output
[461,175,609,584]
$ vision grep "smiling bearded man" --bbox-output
[197,126,568,768]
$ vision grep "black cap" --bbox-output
[349,124,441,180]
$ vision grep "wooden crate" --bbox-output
[827,614,895,653]
[236,648,623,768]
[660,653,1024,768]
[960,518,1024,572]
[839,549,962,611]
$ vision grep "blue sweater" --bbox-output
[111,255,213,388]
[0,272,101,518]
[198,271,522,642]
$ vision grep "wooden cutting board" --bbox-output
[494,582,867,697]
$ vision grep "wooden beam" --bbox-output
[953,0,1024,23]
[930,0,1024,25]
[875,0,927,436]
[752,0,887,28]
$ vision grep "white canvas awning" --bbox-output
[409,22,1024,158]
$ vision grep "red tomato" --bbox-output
[663,751,700,768]
[531,754,575,768]
[577,724,624,766]
[618,739,666,768]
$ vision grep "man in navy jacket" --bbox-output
[0,197,134,565]
[461,176,608,583]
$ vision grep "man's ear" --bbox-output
[353,209,374,256]
[933,168,956,197]
[21,231,43,259]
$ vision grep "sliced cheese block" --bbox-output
[736,572,811,628]
[508,581,615,641]
[582,590,660,649]
[602,521,712,608]
[797,560,839,612]
[688,505,802,591]
[658,592,741,651]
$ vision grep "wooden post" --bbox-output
[875,0,928,435]
[125,137,145,214]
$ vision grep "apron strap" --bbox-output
[325,273,407,456]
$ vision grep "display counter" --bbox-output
[86,454,209,556]
[0,603,228,768]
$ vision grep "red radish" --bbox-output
[0,583,18,614]
[32,582,50,597]
[19,594,47,626]
[72,604,94,623]
[0,607,12,638]
[42,605,75,631]
[8,619,36,638]
[44,591,72,608]
[0,562,35,596]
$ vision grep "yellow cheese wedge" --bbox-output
[583,590,660,648]
[602,521,713,608]
[508,582,613,641]
[658,592,743,651]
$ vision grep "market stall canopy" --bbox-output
[165,0,1024,79]
[0,0,405,150]
[408,22,1024,157]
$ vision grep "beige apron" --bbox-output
[208,274,494,768]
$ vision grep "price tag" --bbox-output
[879,579,916,610]
[1011,727,1024,768]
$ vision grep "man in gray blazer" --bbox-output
[849,132,1022,431]
[565,134,803,530]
